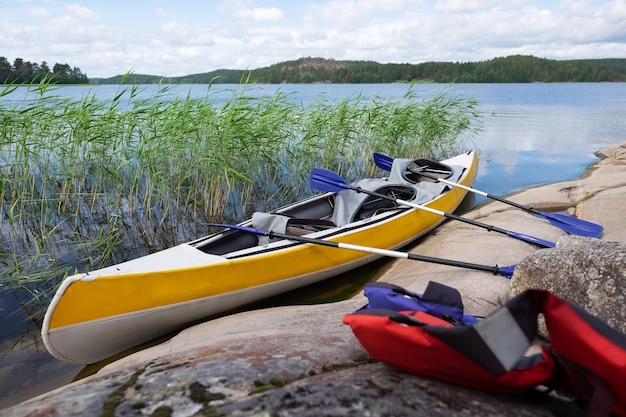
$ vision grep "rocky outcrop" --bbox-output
[511,236,626,334]
[4,142,625,417]
[1,300,565,417]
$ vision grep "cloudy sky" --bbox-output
[1,0,625,78]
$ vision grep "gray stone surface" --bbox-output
[511,236,626,334]
[216,363,559,417]
[3,141,625,417]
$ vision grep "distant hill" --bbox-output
[90,55,626,85]
[91,69,243,85]
[569,58,626,75]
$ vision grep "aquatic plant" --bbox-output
[0,78,481,297]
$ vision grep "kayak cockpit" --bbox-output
[192,161,459,257]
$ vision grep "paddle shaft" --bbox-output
[265,230,505,275]
[374,153,601,237]
[373,152,539,213]
[401,166,602,238]
[309,167,555,247]
[209,223,515,277]
[409,168,540,214]
[351,184,546,242]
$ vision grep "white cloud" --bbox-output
[160,20,191,41]
[377,0,425,13]
[65,3,98,20]
[220,0,284,22]
[434,0,502,12]
[40,16,109,42]
[311,1,370,25]
[29,7,50,18]
[251,7,284,21]
[159,20,216,46]
[155,8,170,18]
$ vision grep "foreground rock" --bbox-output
[0,301,560,417]
[4,142,625,417]
[512,236,626,334]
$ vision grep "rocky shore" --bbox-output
[4,142,625,417]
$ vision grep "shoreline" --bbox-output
[3,140,625,415]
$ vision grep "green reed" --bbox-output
[0,79,480,294]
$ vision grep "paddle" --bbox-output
[309,167,556,248]
[373,153,603,238]
[210,223,516,278]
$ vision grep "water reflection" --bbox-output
[0,285,83,408]
[470,104,625,202]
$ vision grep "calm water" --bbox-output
[1,83,625,408]
[5,82,623,199]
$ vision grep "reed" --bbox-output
[0,78,481,302]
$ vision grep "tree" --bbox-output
[53,63,71,79]
[13,58,34,83]
[0,56,88,84]
[0,56,11,82]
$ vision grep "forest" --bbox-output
[4,55,624,85]
[0,56,89,84]
[93,55,626,85]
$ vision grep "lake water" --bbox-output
[5,82,623,200]
[1,82,625,408]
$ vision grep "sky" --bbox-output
[1,0,625,78]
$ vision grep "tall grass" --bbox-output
[0,79,481,296]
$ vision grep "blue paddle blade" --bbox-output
[507,231,555,248]
[373,152,394,171]
[310,168,351,192]
[498,265,516,279]
[209,223,268,236]
[541,212,604,238]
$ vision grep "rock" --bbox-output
[3,351,561,417]
[511,236,626,334]
[1,300,561,417]
[215,363,558,417]
[574,142,626,242]
[578,185,626,242]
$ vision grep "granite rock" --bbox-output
[511,236,626,334]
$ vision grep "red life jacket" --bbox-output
[344,284,626,416]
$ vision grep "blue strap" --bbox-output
[363,281,478,325]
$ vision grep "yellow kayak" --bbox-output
[42,151,478,364]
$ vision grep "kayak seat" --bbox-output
[331,162,463,226]
[352,185,416,221]
[251,212,337,244]
[402,159,453,184]
[197,228,259,255]
[285,218,337,236]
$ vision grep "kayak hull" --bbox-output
[42,151,478,364]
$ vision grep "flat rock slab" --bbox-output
[216,363,559,417]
